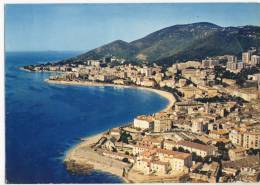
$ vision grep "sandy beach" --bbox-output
[46,79,176,111]
[49,79,177,182]
[64,131,186,183]
[64,132,184,183]
[64,132,131,182]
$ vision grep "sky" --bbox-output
[5,3,260,52]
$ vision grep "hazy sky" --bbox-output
[5,3,260,52]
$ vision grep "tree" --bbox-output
[247,148,260,155]
[122,158,129,163]
[119,131,132,144]
[222,150,230,161]
[192,152,198,161]
[191,152,203,162]
[203,156,212,164]
[216,142,225,150]
[216,141,230,161]
[211,156,221,163]
[197,156,203,162]
[178,147,185,152]
[193,139,206,145]
[136,128,141,131]
[112,147,117,152]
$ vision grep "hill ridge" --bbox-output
[59,22,260,66]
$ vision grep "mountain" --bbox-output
[58,22,260,66]
[132,22,221,60]
[77,40,138,60]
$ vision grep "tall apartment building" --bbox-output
[243,131,260,149]
[242,52,251,64]
[226,61,244,72]
[227,55,237,63]
[229,129,260,149]
[251,55,260,66]
[226,62,237,71]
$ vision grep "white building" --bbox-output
[242,52,251,64]
[133,115,154,129]
[251,55,260,66]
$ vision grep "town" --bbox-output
[24,47,260,183]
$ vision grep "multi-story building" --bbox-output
[140,79,155,87]
[133,115,154,129]
[150,161,171,175]
[134,159,151,174]
[228,148,247,161]
[159,79,176,88]
[202,58,219,68]
[226,61,237,71]
[242,52,251,64]
[227,55,237,63]
[226,61,244,72]
[175,101,204,113]
[163,139,177,150]
[191,118,208,134]
[179,86,204,99]
[141,135,164,149]
[251,55,260,66]
[141,66,152,77]
[176,140,216,157]
[135,148,192,174]
[157,149,192,172]
[243,131,260,149]
[133,144,152,155]
[154,118,172,132]
[229,129,244,147]
[237,62,244,70]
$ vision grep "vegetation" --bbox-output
[214,66,260,87]
[216,142,230,161]
[247,148,260,155]
[191,152,203,162]
[118,131,132,144]
[56,22,260,66]
[122,158,129,163]
[192,139,206,145]
[195,95,247,105]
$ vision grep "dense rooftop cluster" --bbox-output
[24,47,260,182]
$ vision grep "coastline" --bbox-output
[47,79,176,183]
[46,79,175,112]
[64,132,130,183]
[19,67,66,74]
[19,67,32,72]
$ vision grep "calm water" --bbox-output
[5,52,168,183]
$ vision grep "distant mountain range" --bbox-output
[58,22,260,66]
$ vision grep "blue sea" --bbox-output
[5,51,168,183]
